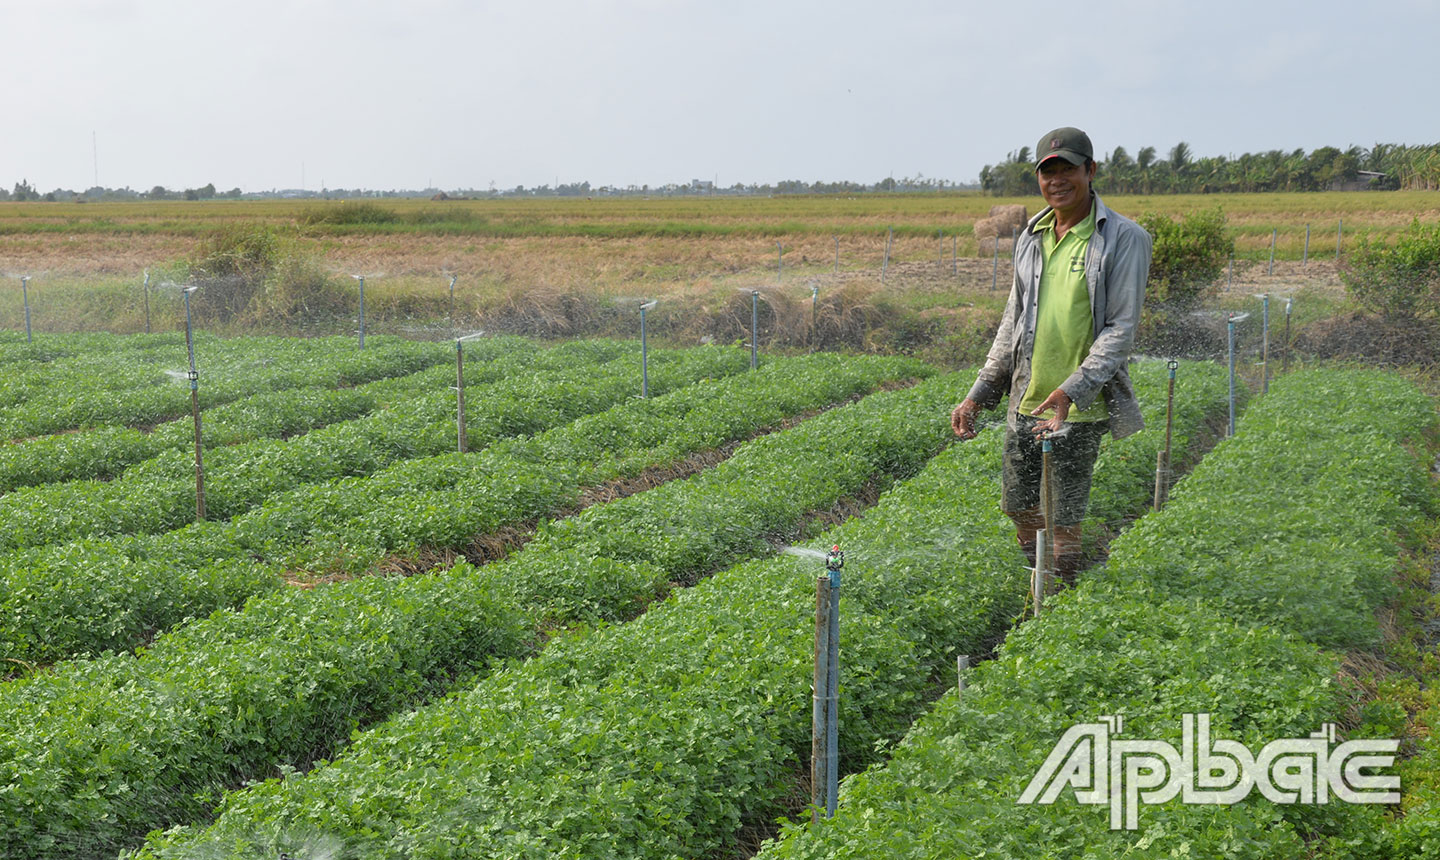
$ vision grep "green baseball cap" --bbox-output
[1035,127,1093,167]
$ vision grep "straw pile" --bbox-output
[972,205,1028,247]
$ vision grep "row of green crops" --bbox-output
[0,331,170,368]
[0,334,581,493]
[754,368,1438,860]
[0,351,927,667]
[1,365,950,859]
[0,334,449,440]
[126,361,1231,859]
[0,340,734,551]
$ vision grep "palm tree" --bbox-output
[1136,147,1156,194]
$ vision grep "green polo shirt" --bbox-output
[1018,201,1106,422]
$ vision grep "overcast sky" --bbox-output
[3,0,1436,193]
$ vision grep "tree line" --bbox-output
[980,142,1440,196]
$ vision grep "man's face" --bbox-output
[1036,158,1095,213]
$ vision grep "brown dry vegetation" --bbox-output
[0,192,1433,366]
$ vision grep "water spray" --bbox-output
[639,300,656,397]
[811,544,844,821]
[454,330,485,452]
[19,276,32,343]
[1154,359,1178,511]
[448,274,458,322]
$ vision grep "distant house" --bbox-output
[1331,170,1386,192]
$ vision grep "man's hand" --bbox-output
[951,398,980,440]
[1030,389,1071,435]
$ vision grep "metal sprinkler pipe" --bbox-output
[1260,294,1270,394]
[181,285,206,521]
[1033,528,1048,618]
[1283,297,1293,374]
[20,277,32,343]
[351,275,366,349]
[640,300,656,397]
[824,544,843,818]
[810,284,819,351]
[142,270,151,334]
[454,330,486,452]
[1154,359,1178,511]
[991,235,999,291]
[448,274,457,322]
[810,567,830,823]
[881,226,893,283]
[1036,432,1055,615]
[455,339,468,452]
[1226,312,1250,436]
[750,290,759,370]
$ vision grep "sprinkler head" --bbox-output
[1167,359,1179,372]
[639,300,657,312]
[825,545,844,571]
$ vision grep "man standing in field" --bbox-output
[950,127,1151,587]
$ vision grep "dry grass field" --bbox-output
[0,190,1434,364]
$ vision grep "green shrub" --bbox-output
[1138,206,1234,306]
[298,202,400,226]
[187,225,281,321]
[1342,218,1440,320]
[261,255,352,320]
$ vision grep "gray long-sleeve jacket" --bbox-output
[965,193,1152,439]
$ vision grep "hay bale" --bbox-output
[972,216,1001,242]
[988,204,1029,231]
